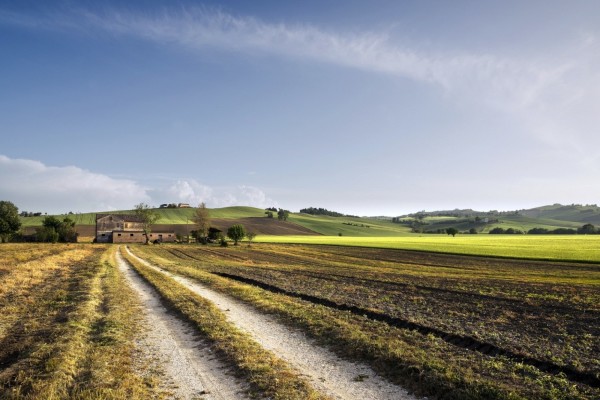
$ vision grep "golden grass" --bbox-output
[0,244,158,399]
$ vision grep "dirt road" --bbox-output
[116,249,249,400]
[124,246,418,400]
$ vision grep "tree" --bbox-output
[246,231,257,245]
[0,201,21,243]
[134,203,160,244]
[36,216,78,243]
[227,224,246,245]
[265,211,274,218]
[277,208,290,221]
[193,202,211,239]
[578,223,596,234]
[58,217,78,242]
[446,227,458,237]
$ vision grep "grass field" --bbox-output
[0,244,159,399]
[19,206,271,227]
[257,234,600,263]
[289,213,412,236]
[131,243,600,399]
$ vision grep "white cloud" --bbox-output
[0,156,278,213]
[151,179,277,209]
[0,155,150,213]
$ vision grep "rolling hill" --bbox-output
[18,204,600,237]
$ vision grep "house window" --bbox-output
[118,233,122,237]
[130,233,134,237]
[101,234,106,237]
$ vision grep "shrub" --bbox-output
[227,224,246,245]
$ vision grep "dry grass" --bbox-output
[0,244,159,399]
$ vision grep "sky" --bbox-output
[1,1,600,216]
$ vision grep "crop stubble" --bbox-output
[134,243,600,400]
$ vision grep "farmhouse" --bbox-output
[95,214,175,243]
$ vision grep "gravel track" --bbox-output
[125,246,419,400]
[116,248,249,400]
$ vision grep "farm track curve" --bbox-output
[125,247,418,400]
[213,271,600,389]
[115,249,249,400]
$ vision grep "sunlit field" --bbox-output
[130,243,600,399]
[257,234,600,263]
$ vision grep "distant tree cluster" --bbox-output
[264,207,290,220]
[36,216,78,243]
[277,208,290,221]
[300,207,345,217]
[342,222,370,228]
[489,227,524,234]
[488,224,599,235]
[19,211,43,217]
[527,224,598,235]
[400,209,519,220]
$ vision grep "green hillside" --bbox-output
[289,213,412,236]
[18,203,600,237]
[411,214,582,233]
[19,206,268,227]
[520,204,600,224]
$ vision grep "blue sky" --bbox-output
[1,1,599,215]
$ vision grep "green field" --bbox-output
[19,206,269,227]
[257,234,600,263]
[289,213,412,236]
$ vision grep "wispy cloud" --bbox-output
[3,6,599,162]
[14,7,594,148]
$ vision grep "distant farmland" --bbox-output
[258,235,600,263]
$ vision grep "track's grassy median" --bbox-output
[120,246,326,400]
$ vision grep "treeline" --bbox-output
[19,211,44,217]
[490,224,599,235]
[400,209,519,219]
[299,207,358,218]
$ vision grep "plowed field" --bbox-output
[133,243,600,400]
